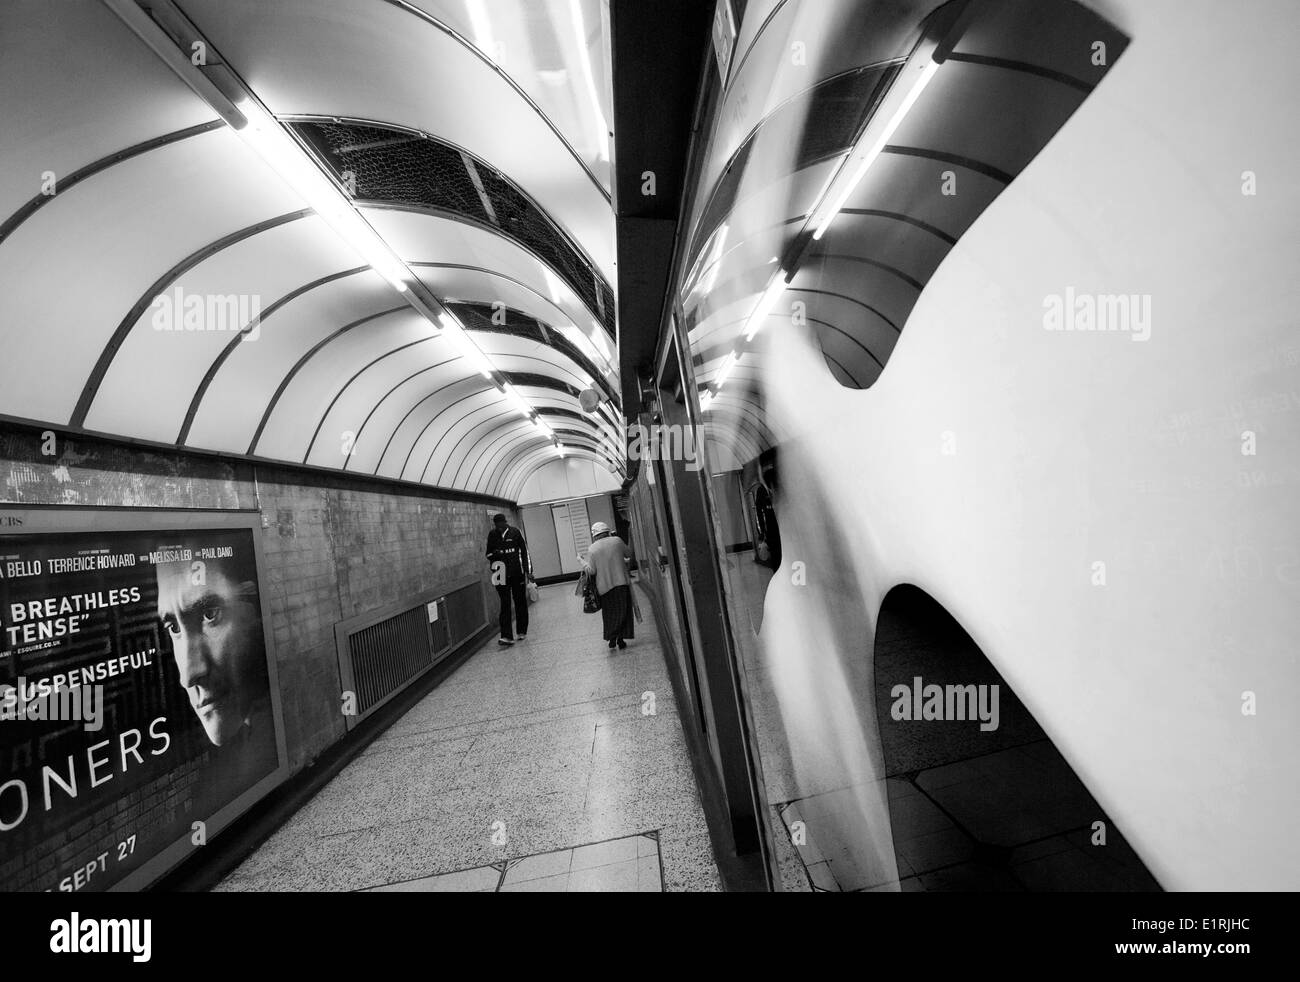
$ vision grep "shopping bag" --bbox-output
[527,580,540,605]
[580,572,602,614]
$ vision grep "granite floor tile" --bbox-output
[364,865,502,893]
[569,857,640,892]
[501,872,571,892]
[571,835,640,870]
[219,584,719,892]
[502,849,574,885]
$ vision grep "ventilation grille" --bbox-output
[292,120,616,340]
[501,372,582,399]
[349,606,432,716]
[447,302,617,409]
[336,576,490,727]
[444,581,485,642]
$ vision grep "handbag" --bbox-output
[581,572,602,614]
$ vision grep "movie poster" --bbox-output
[0,521,284,892]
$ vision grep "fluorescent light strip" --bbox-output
[569,0,611,163]
[812,59,939,240]
[714,351,739,389]
[502,384,535,420]
[436,311,496,379]
[467,0,499,61]
[743,272,789,341]
[235,98,411,293]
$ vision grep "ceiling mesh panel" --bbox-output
[293,120,616,340]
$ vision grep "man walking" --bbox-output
[485,513,531,646]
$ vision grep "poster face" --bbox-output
[0,520,284,892]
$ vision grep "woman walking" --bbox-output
[583,522,635,650]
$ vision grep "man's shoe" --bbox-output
[498,637,515,646]
[517,635,527,641]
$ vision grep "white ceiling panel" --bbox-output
[375,207,609,357]
[419,265,573,328]
[255,308,432,462]
[477,335,593,389]
[186,271,396,452]
[407,0,613,193]
[0,0,216,222]
[464,420,548,490]
[340,359,478,476]
[386,382,503,483]
[0,128,307,426]
[304,337,457,470]
[416,264,616,383]
[86,214,359,443]
[508,448,612,501]
[180,0,616,282]
[416,393,521,486]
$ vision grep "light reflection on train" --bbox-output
[626,0,1300,891]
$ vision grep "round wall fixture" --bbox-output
[579,388,601,413]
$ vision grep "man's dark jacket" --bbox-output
[485,526,530,582]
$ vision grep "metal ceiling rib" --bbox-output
[0,120,224,248]
[72,208,314,429]
[177,266,370,445]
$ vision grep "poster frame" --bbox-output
[0,505,289,893]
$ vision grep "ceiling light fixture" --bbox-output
[436,311,496,380]
[466,0,500,62]
[812,59,940,240]
[714,351,739,389]
[233,96,411,293]
[743,272,790,342]
[569,0,612,163]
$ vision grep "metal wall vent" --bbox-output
[334,574,491,728]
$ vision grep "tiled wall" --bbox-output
[0,423,513,773]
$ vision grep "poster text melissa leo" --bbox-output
[0,583,174,837]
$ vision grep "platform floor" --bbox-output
[217,581,721,892]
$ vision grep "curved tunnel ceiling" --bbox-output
[0,0,622,502]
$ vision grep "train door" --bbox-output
[654,329,774,879]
